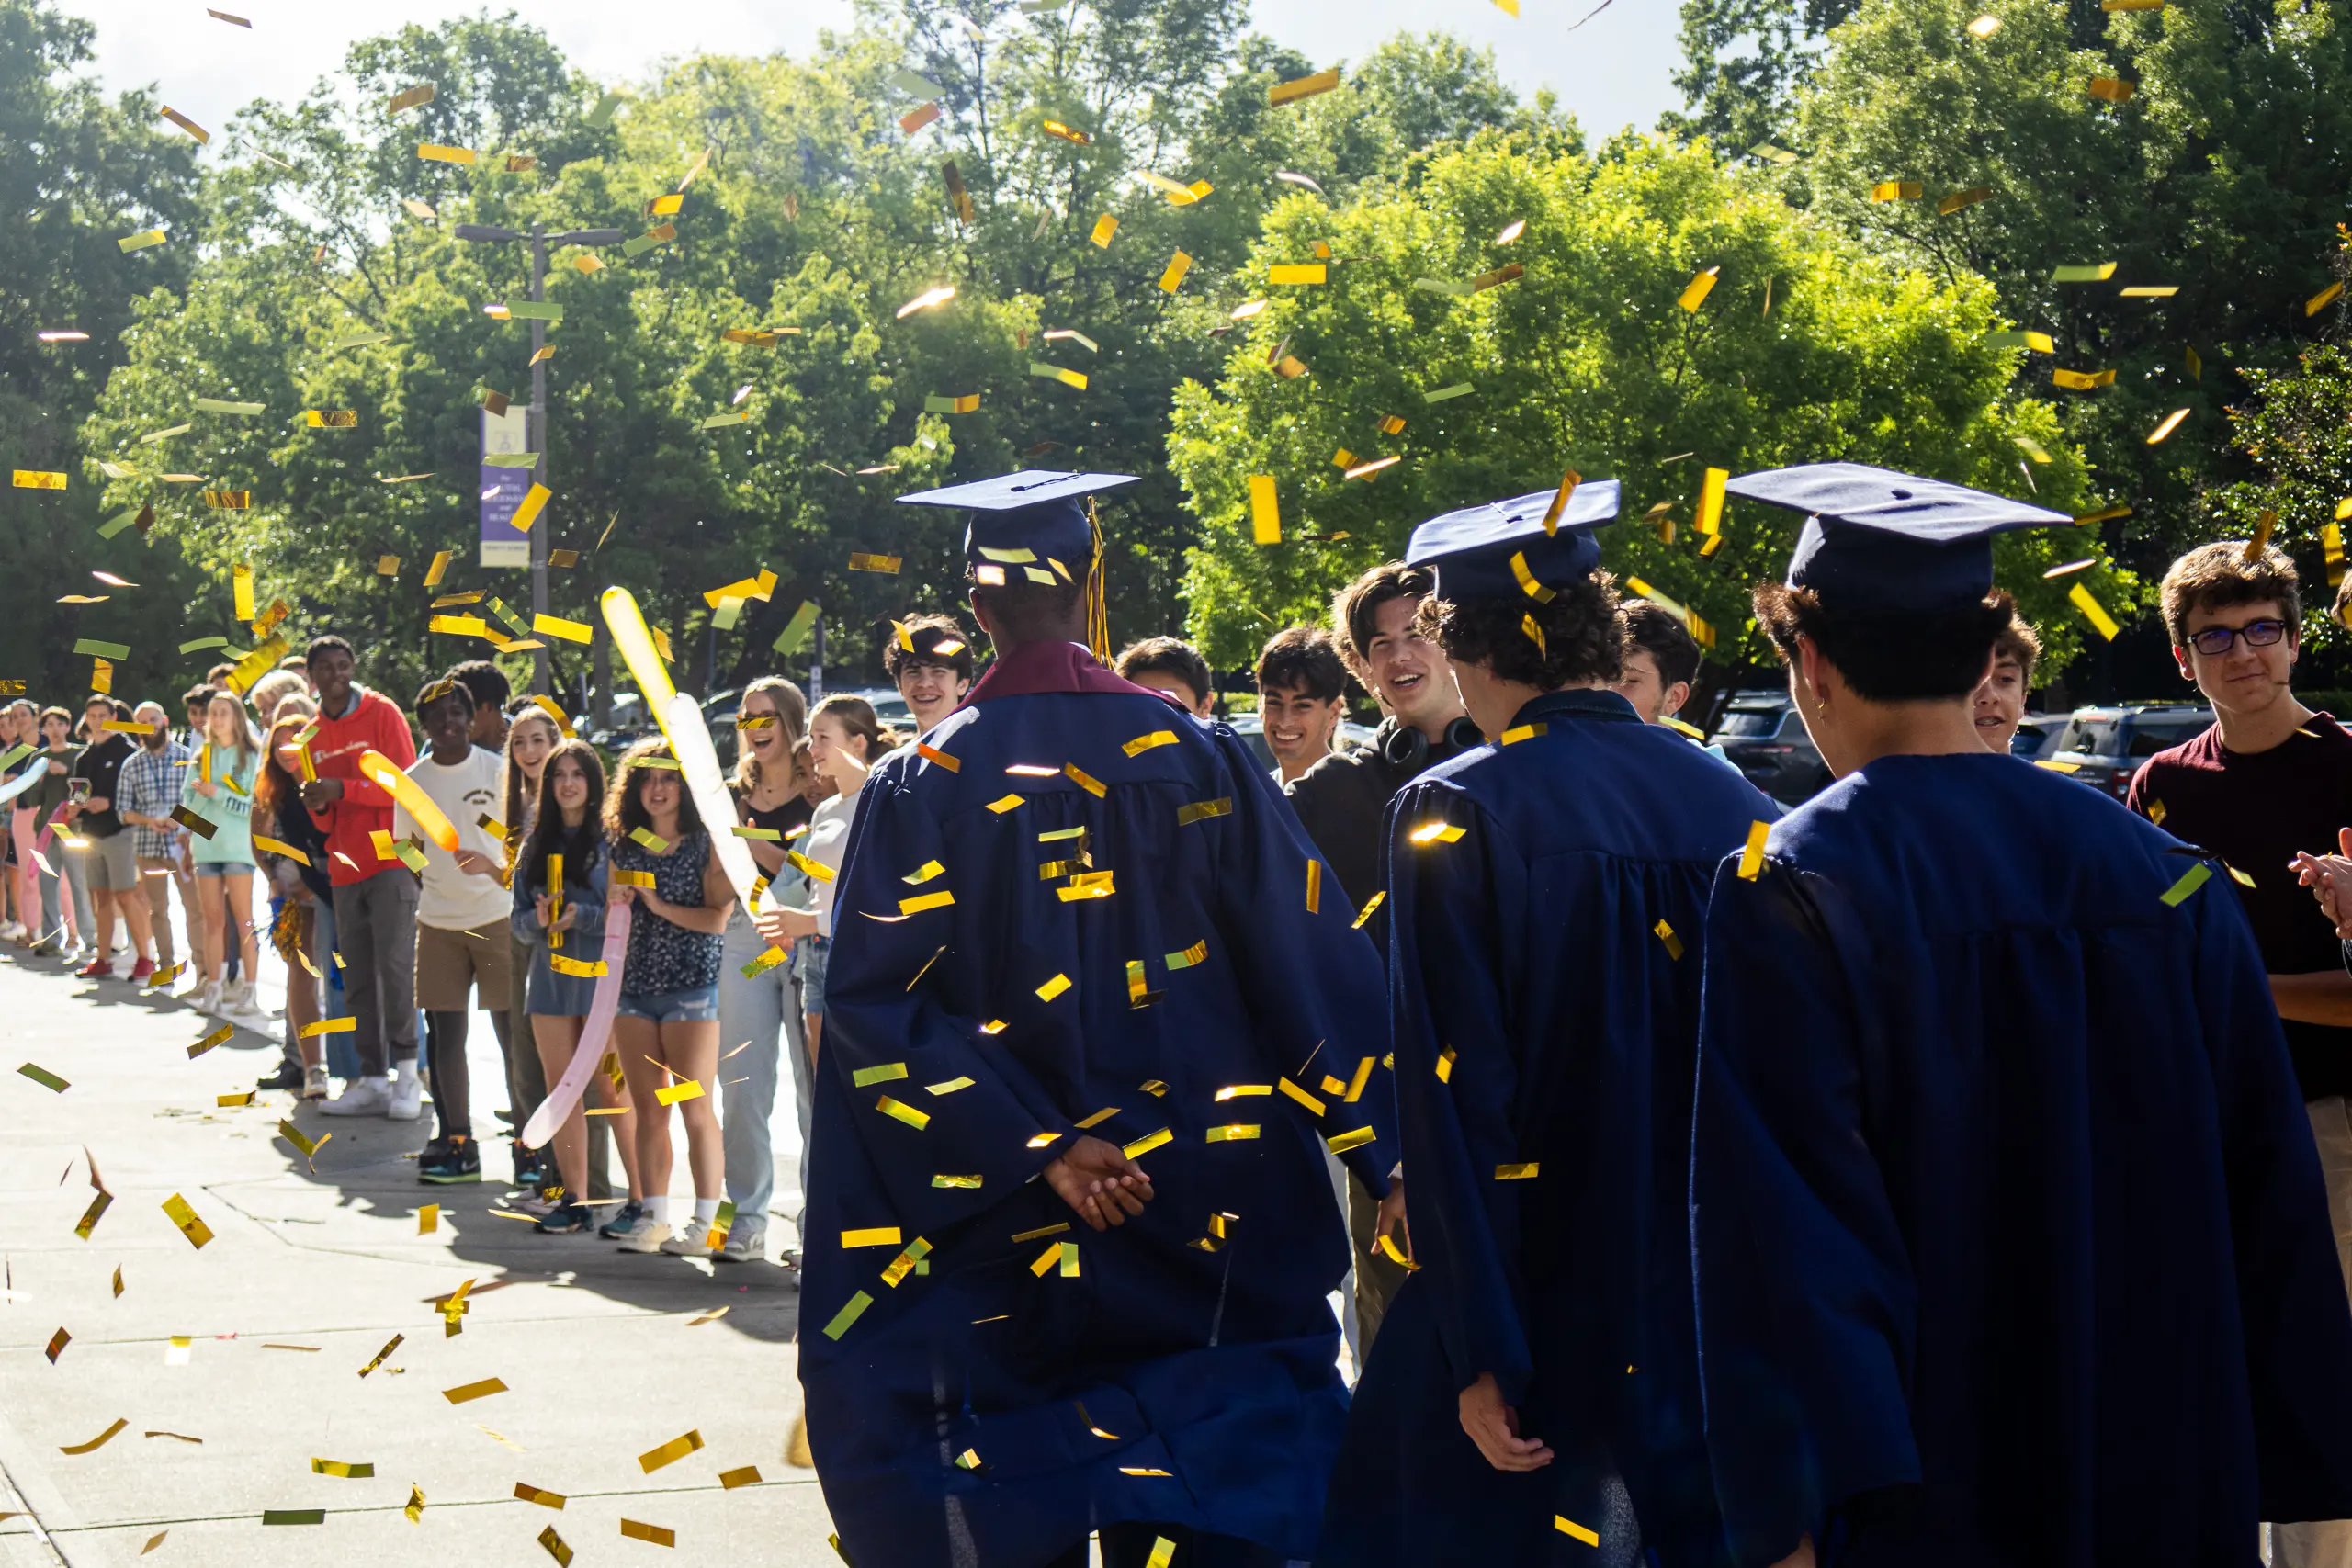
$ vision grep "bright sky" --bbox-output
[75,0,1684,158]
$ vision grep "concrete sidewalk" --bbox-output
[0,948,845,1568]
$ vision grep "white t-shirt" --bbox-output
[801,791,856,938]
[396,745,511,931]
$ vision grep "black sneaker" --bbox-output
[255,1061,304,1092]
[419,1135,481,1184]
[596,1198,646,1239]
[534,1200,591,1234]
[512,1144,550,1189]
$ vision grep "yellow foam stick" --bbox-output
[601,586,679,724]
[358,750,459,853]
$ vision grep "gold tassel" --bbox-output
[1086,497,1111,664]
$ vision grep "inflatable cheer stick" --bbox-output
[520,901,633,1151]
[358,749,460,852]
[662,691,763,919]
[599,586,679,724]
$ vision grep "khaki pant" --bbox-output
[2277,1098,2352,1568]
[139,856,202,975]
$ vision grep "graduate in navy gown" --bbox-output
[1690,463,2352,1568]
[800,471,1401,1568]
[1319,482,1770,1568]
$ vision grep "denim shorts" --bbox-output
[795,934,831,1017]
[194,860,255,878]
[616,985,719,1024]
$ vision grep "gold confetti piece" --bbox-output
[2052,262,2119,283]
[1327,1125,1375,1154]
[656,1078,704,1106]
[854,1063,910,1088]
[1654,919,1685,960]
[441,1377,507,1404]
[311,1458,374,1478]
[160,105,210,142]
[161,1192,212,1247]
[539,1525,573,1565]
[1123,1127,1172,1159]
[505,481,550,535]
[1143,1538,1178,1568]
[414,1204,439,1235]
[2245,511,2278,563]
[1269,263,1326,286]
[1556,1516,1600,1547]
[301,1017,356,1037]
[1027,1243,1062,1278]
[419,143,478,164]
[277,1120,330,1167]
[18,1062,68,1091]
[61,1418,127,1454]
[388,84,435,112]
[1012,1223,1072,1246]
[141,1530,168,1554]
[1043,118,1091,144]
[1278,1078,1328,1116]
[1271,68,1340,106]
[876,1096,931,1130]
[1407,821,1465,846]
[2311,282,2346,316]
[1966,11,2001,33]
[1216,1084,1271,1100]
[2120,285,2179,298]
[822,1292,873,1340]
[621,1519,676,1547]
[45,1327,69,1362]
[405,1484,426,1524]
[1870,180,1922,201]
[1736,819,1771,880]
[76,1190,112,1239]
[2052,367,2118,390]
[2068,581,2120,640]
[1157,251,1194,293]
[1495,1163,1540,1180]
[119,228,167,252]
[2226,862,2257,887]
[718,1464,762,1488]
[264,1510,325,1526]
[1937,185,1993,215]
[515,1483,566,1509]
[1677,265,1720,311]
[358,1333,403,1376]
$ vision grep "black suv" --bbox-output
[1709,690,1832,807]
[2043,704,2213,800]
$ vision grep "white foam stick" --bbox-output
[520,902,632,1151]
[663,690,761,917]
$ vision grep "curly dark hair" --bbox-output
[1754,581,2010,702]
[605,735,704,844]
[882,613,977,683]
[1415,573,1626,689]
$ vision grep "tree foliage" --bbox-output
[1167,135,2115,674]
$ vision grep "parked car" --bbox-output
[2009,714,2071,762]
[1709,690,1833,807]
[2042,703,2213,800]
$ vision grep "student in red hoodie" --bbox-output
[301,635,426,1121]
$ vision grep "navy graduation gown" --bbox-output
[1692,751,2352,1567]
[1320,689,1774,1568]
[802,641,1398,1568]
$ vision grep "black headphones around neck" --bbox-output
[1380,716,1485,772]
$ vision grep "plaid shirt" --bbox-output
[119,738,194,860]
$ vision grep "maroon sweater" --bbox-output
[2126,711,2352,1101]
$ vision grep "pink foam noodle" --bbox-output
[520,900,633,1151]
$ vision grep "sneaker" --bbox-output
[659,1217,715,1256]
[302,1065,329,1100]
[74,957,113,980]
[613,1214,673,1253]
[420,1135,481,1184]
[512,1144,551,1189]
[28,940,54,958]
[715,1224,767,1265]
[196,980,223,1014]
[596,1198,647,1239]
[318,1076,392,1117]
[127,957,154,984]
[254,1061,303,1092]
[534,1201,592,1235]
[387,1071,424,1122]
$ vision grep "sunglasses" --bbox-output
[2185,618,2289,657]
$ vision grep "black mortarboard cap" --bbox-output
[896,470,1136,582]
[1405,480,1623,601]
[1725,462,2070,613]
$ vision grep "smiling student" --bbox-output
[1255,626,1350,785]
[1969,604,2040,756]
[882,615,976,739]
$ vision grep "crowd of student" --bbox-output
[22,456,2352,1564]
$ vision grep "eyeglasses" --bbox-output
[2185,618,2289,657]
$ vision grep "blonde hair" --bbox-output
[731,676,808,795]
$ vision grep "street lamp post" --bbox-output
[453,220,624,695]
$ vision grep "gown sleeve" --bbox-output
[1205,726,1396,1197]
[1381,778,1532,1401]
[1691,855,1923,1567]
[2196,874,2352,1520]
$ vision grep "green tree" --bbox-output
[1166,135,2120,675]
[0,0,203,698]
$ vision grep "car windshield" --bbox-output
[2126,716,2211,757]
[1717,708,1782,738]
[2055,717,2118,756]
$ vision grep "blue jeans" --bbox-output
[312,897,359,1079]
[718,913,811,1239]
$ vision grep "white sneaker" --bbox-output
[197,980,223,1015]
[319,1076,392,1117]
[302,1065,329,1100]
[659,1218,716,1256]
[716,1224,768,1265]
[387,1070,424,1122]
[613,1215,673,1253]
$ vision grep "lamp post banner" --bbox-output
[480,405,531,567]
